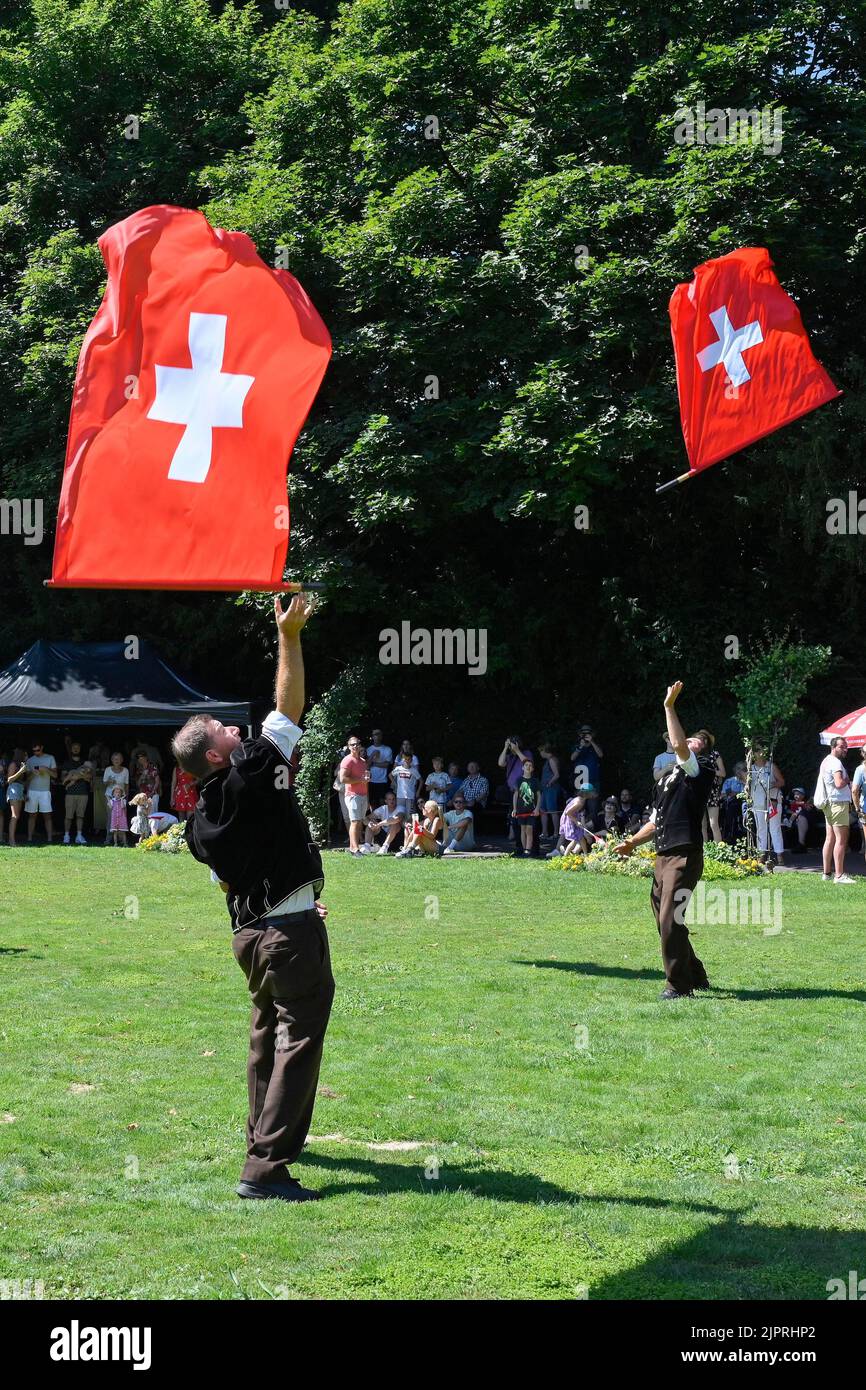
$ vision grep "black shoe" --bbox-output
[659,987,692,1000]
[237,1176,322,1202]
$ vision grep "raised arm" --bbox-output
[663,681,689,760]
[273,593,316,724]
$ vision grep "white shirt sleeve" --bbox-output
[677,751,700,777]
[260,710,303,762]
[649,808,657,825]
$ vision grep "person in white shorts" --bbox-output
[339,736,370,855]
[25,740,57,843]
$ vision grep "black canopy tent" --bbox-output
[0,640,251,729]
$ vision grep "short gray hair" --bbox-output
[171,716,215,782]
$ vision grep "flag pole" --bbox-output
[43,580,328,592]
[655,470,694,496]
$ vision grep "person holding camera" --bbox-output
[571,725,603,820]
[498,735,533,843]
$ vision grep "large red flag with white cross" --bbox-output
[668,246,840,482]
[50,205,331,590]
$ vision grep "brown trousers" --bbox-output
[231,908,335,1183]
[650,847,708,995]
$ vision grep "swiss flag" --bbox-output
[669,247,840,477]
[50,205,331,590]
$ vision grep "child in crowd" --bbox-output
[390,751,421,825]
[396,800,444,857]
[129,792,153,842]
[513,758,541,855]
[108,784,128,846]
[425,756,451,813]
[447,762,462,804]
[549,792,590,857]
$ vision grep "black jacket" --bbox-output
[652,754,716,854]
[186,731,324,931]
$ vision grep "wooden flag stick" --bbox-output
[655,469,694,496]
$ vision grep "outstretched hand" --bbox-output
[274,592,316,639]
[613,840,633,857]
[664,680,683,709]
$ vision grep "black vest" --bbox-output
[186,732,324,931]
[652,755,716,853]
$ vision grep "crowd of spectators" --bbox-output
[0,732,198,846]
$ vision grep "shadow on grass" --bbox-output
[588,1213,866,1300]
[304,1152,866,1297]
[304,1150,730,1215]
[514,959,866,1004]
[0,946,39,957]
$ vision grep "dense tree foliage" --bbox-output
[1,0,864,790]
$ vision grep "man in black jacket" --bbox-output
[615,680,716,999]
[172,593,334,1201]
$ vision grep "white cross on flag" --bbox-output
[669,246,840,477]
[51,205,331,589]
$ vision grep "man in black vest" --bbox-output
[615,681,716,999]
[172,594,334,1201]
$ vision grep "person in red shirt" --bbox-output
[339,736,370,855]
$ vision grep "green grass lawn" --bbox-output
[1,847,865,1300]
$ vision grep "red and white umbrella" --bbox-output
[820,707,866,748]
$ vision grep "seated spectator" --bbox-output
[618,788,642,828]
[443,794,475,853]
[459,761,489,809]
[549,792,590,857]
[653,733,677,783]
[362,790,404,855]
[425,756,451,812]
[396,800,443,857]
[446,762,462,804]
[594,796,621,837]
[782,786,811,854]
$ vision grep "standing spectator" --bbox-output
[134,752,162,809]
[0,752,6,844]
[538,743,561,841]
[363,791,404,855]
[653,732,677,783]
[816,736,854,884]
[395,740,419,769]
[129,792,154,842]
[130,734,164,773]
[852,747,866,864]
[459,762,489,809]
[5,750,27,847]
[339,736,370,856]
[102,753,130,847]
[60,741,92,845]
[447,762,463,804]
[697,731,726,842]
[424,756,451,812]
[25,740,57,844]
[749,745,786,865]
[390,751,421,824]
[332,746,351,838]
[513,758,541,857]
[443,794,475,853]
[571,725,603,818]
[170,764,199,821]
[498,735,533,842]
[107,784,129,846]
[366,729,393,807]
[720,761,747,843]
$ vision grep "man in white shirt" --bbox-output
[366,730,393,807]
[818,736,855,884]
[443,796,475,853]
[363,790,404,854]
[653,733,677,783]
[25,741,57,843]
[176,594,333,1203]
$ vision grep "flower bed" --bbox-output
[136,822,189,854]
[547,836,764,879]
